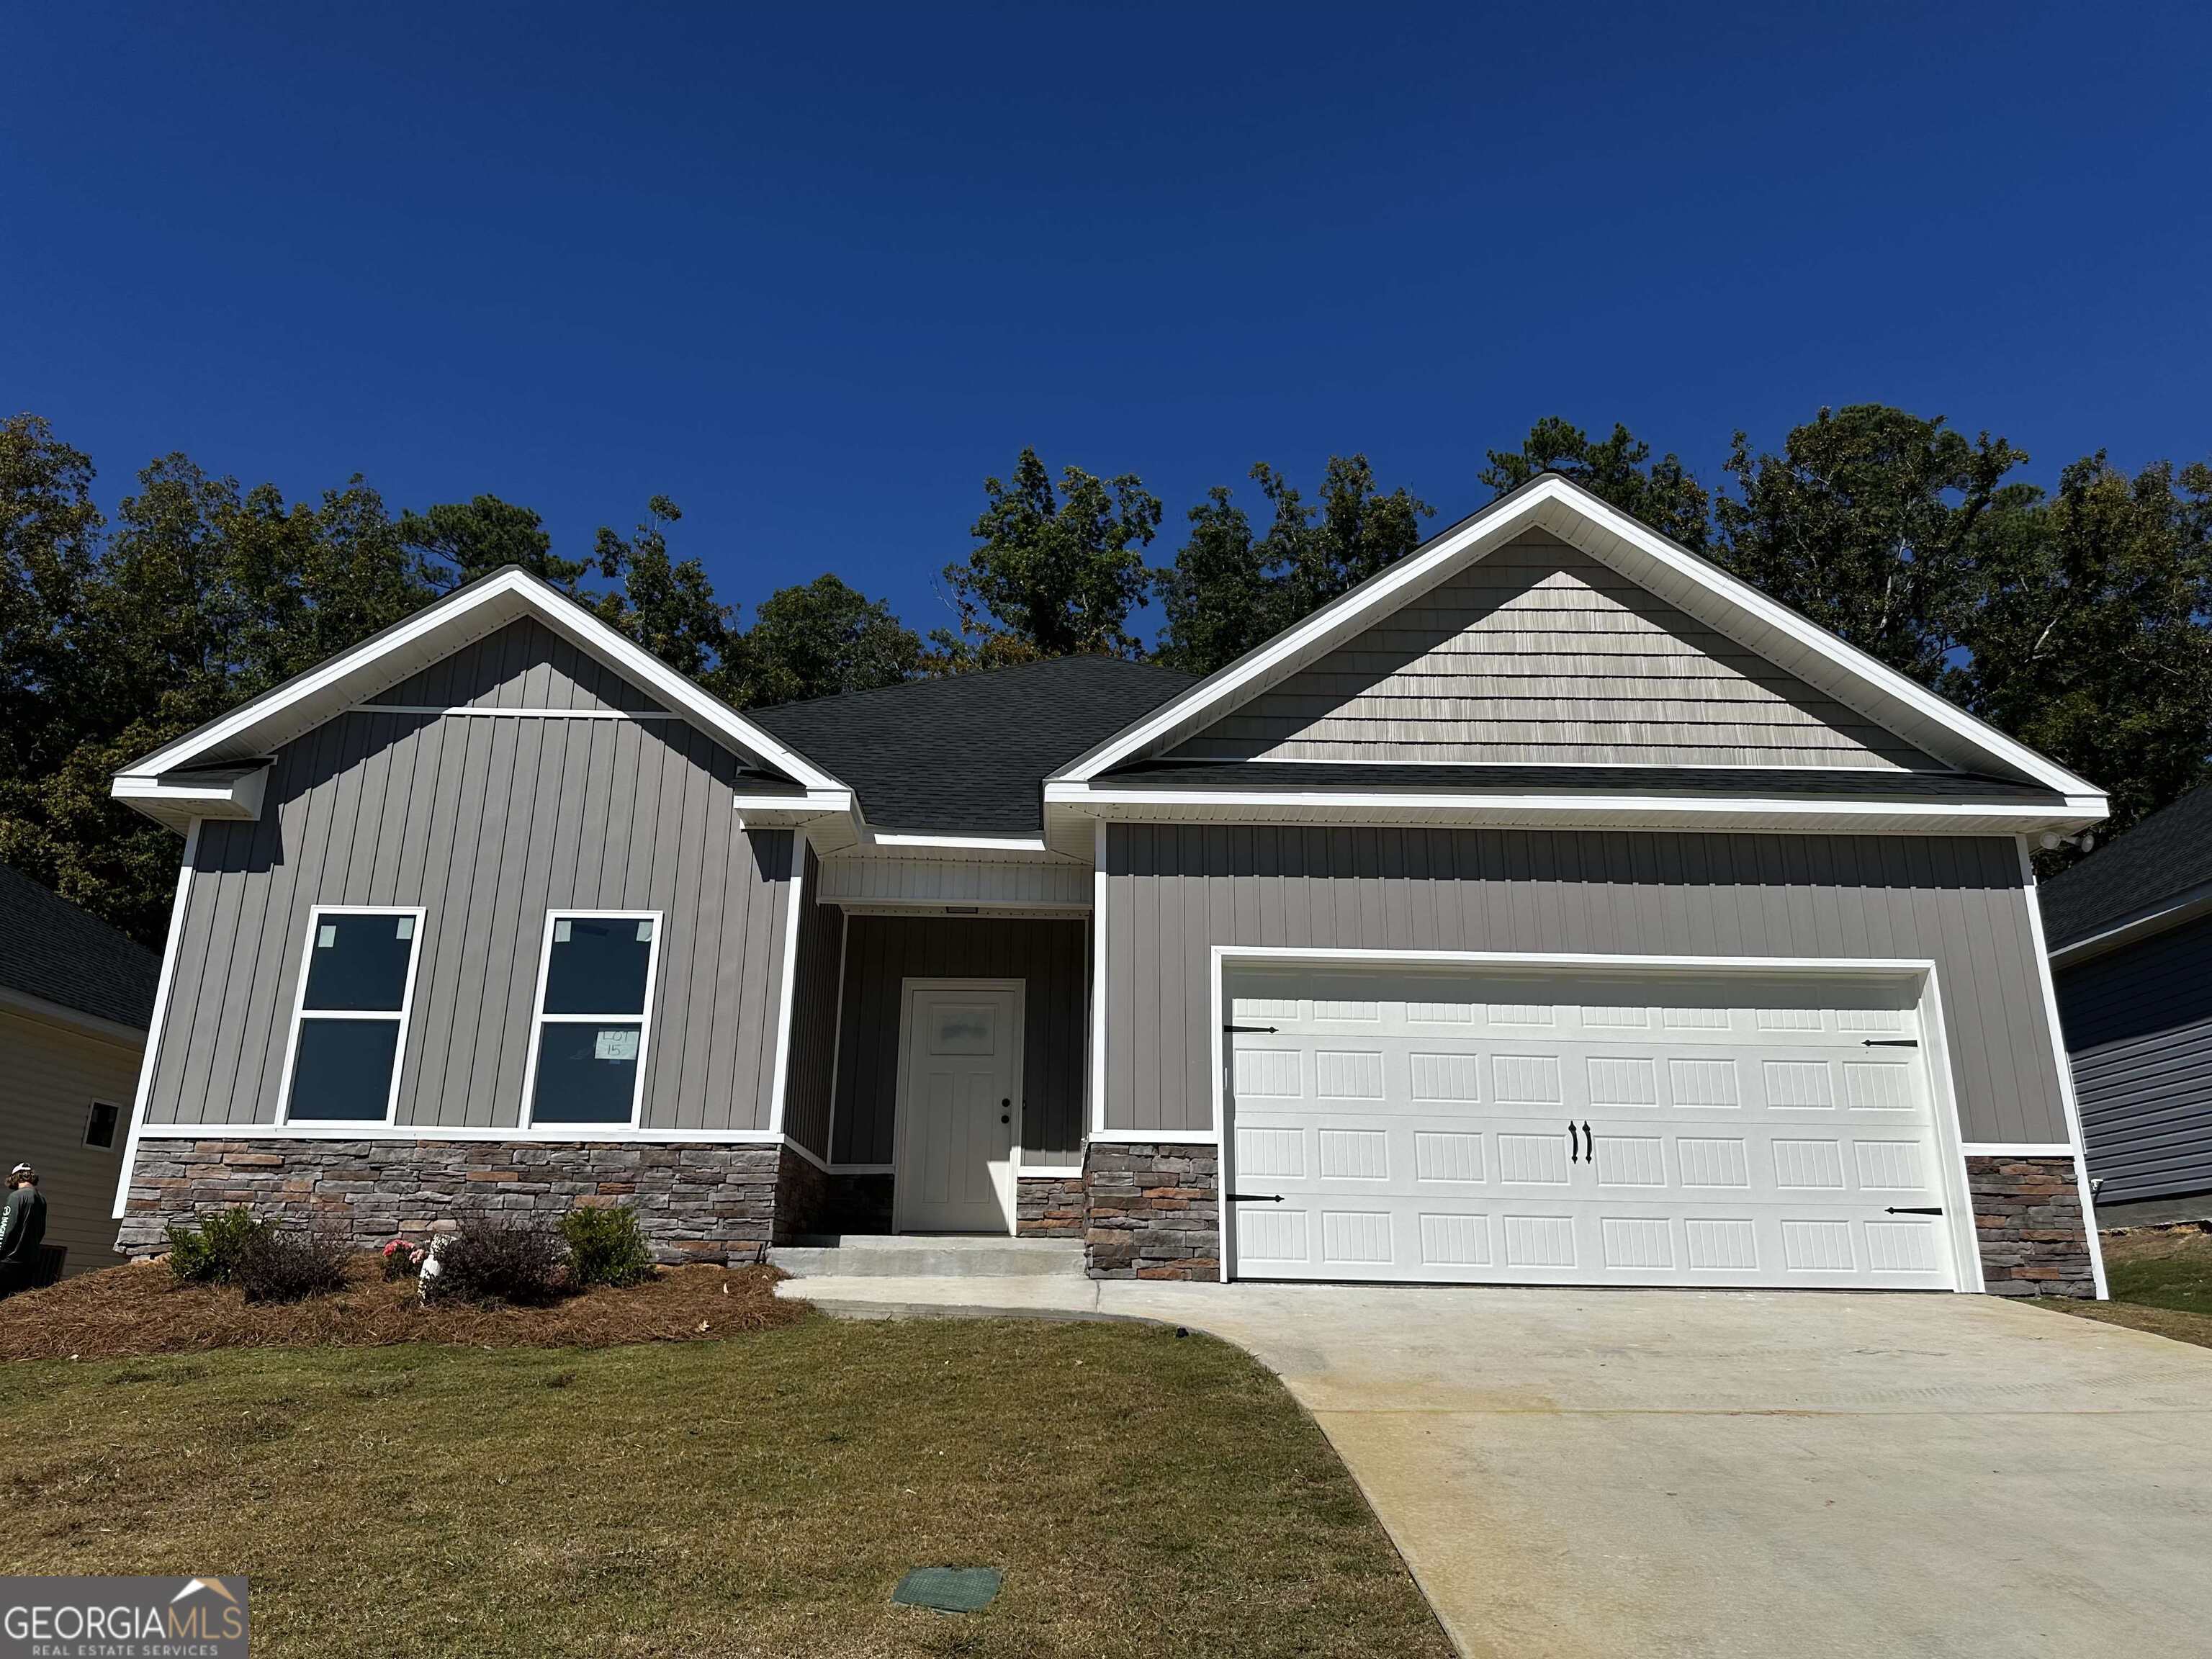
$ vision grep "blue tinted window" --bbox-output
[543,917,654,1015]
[529,1022,643,1123]
[303,913,417,1012]
[287,1020,400,1120]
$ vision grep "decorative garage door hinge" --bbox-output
[1860,1038,1920,1047]
[1227,1192,1285,1203]
[1884,1206,1943,1215]
[1223,1023,1279,1033]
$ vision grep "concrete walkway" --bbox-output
[781,1274,2212,1658]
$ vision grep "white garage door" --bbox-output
[1224,966,1964,1290]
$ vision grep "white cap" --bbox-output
[8,1164,30,1177]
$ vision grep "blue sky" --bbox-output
[4,3,2205,642]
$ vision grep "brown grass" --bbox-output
[2039,1223,2212,1350]
[0,1256,801,1361]
[0,1319,1452,1658]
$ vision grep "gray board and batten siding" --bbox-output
[1100,824,2071,1147]
[779,844,845,1161]
[143,627,799,1133]
[1166,530,1941,770]
[2056,910,2212,1204]
[827,914,1088,1167]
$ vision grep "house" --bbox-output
[107,475,2111,1296]
[2040,785,2212,1210]
[1,863,160,1277]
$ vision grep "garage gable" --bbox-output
[1167,528,1939,770]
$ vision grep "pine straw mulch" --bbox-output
[0,1255,805,1362]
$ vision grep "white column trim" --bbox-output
[765,832,809,1138]
[112,820,199,1220]
[2014,836,2109,1299]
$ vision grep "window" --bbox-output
[524,912,660,1125]
[84,1102,120,1148]
[279,908,425,1123]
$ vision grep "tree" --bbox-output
[586,496,732,679]
[1956,454,2212,848]
[399,493,585,592]
[935,449,1159,668]
[722,574,922,707]
[1153,454,1432,675]
[0,416,102,783]
[1480,417,1712,551]
[1712,405,2031,688]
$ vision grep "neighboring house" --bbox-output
[107,475,2112,1296]
[0,863,160,1275]
[2041,786,2212,1208]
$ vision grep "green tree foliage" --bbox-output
[398,494,583,592]
[1955,455,2212,842]
[1153,454,1432,675]
[721,573,924,708]
[586,495,733,678]
[935,449,1160,668]
[1714,405,2031,688]
[1479,417,1711,552]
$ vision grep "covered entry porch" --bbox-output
[780,900,1089,1238]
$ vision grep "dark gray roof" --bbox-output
[1103,761,2065,804]
[0,864,161,1031]
[2041,784,2212,949]
[750,657,1196,833]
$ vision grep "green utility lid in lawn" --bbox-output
[891,1567,1002,1613]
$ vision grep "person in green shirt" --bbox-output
[0,1164,48,1295]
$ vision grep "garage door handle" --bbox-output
[1228,1192,1285,1203]
[1568,1123,1578,1164]
[1583,1121,1594,1168]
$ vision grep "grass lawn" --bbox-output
[2042,1224,2212,1349]
[0,1310,1451,1659]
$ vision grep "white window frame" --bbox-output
[520,909,664,1131]
[275,904,428,1127]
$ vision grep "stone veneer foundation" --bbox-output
[1966,1154,2098,1298]
[115,1139,810,1266]
[1083,1143,1220,1280]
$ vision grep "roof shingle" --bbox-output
[0,864,161,1032]
[2039,784,2212,949]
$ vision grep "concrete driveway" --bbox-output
[789,1275,2212,1657]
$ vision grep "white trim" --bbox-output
[1054,475,2103,803]
[1087,1129,1223,1145]
[130,1123,835,1153]
[518,909,664,1131]
[866,831,1054,854]
[0,986,148,1049]
[2047,879,2212,967]
[822,908,852,1166]
[110,770,266,826]
[1961,1142,2080,1156]
[356,703,691,720]
[781,1136,831,1174]
[765,835,809,1136]
[1046,783,2104,835]
[273,905,428,1128]
[2015,837,2110,1299]
[1205,945,1985,1293]
[1015,1163,1084,1179]
[1089,819,1107,1136]
[891,976,1025,1237]
[112,820,199,1219]
[114,566,848,793]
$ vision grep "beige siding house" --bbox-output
[106,475,2112,1298]
[1,865,159,1277]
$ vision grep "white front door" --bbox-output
[1226,966,1966,1290]
[894,983,1020,1233]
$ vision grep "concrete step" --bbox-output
[767,1233,1086,1280]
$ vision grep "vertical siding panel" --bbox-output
[421,714,497,1125]
[451,715,523,1127]
[493,716,573,1125]
[474,717,548,1126]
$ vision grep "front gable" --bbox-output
[1168,529,1938,770]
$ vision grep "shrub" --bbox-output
[560,1205,655,1289]
[380,1238,426,1281]
[166,1208,267,1285]
[426,1213,565,1305]
[235,1227,349,1303]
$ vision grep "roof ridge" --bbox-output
[750,652,1190,718]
